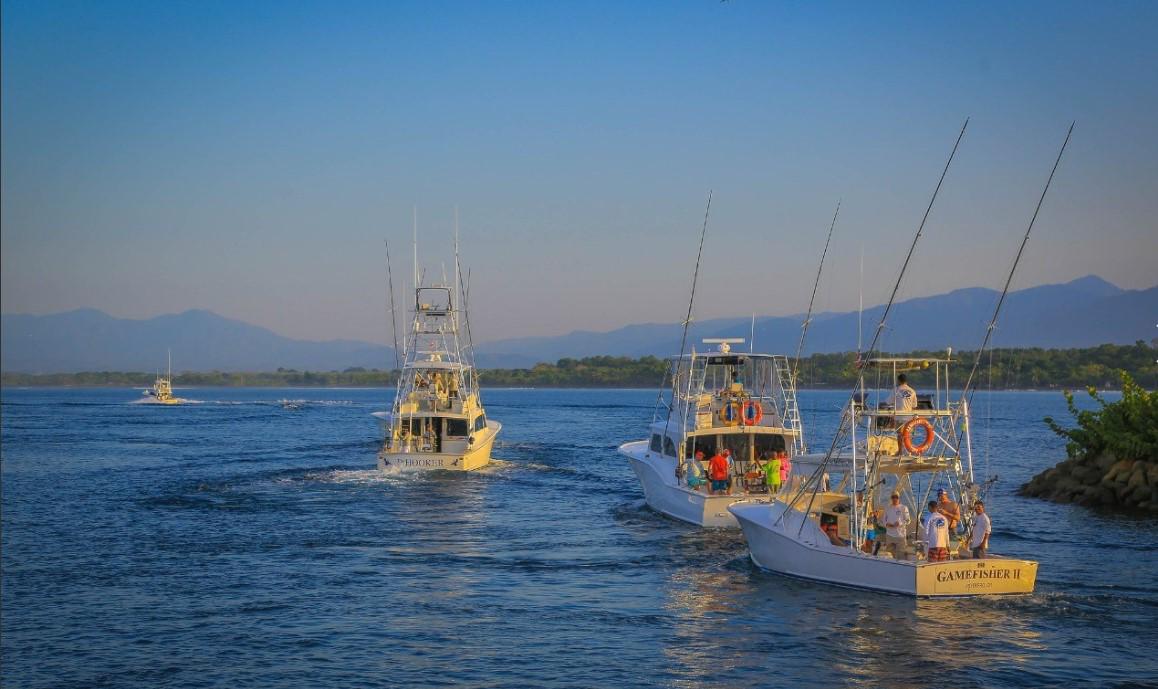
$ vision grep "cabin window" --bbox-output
[446,419,469,437]
[649,434,663,453]
[473,414,488,432]
[686,434,753,466]
[755,434,787,457]
[663,437,677,457]
[687,435,723,459]
[726,436,752,466]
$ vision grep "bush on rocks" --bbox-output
[1020,371,1158,513]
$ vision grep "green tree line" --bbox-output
[3,342,1155,389]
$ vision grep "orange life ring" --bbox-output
[719,401,741,426]
[900,418,935,455]
[742,400,763,426]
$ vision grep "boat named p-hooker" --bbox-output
[619,338,817,527]
[377,284,500,472]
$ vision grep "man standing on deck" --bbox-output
[924,501,950,561]
[936,488,961,534]
[969,501,992,558]
[765,453,782,494]
[883,493,911,558]
[708,450,729,496]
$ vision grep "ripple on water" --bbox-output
[1,388,1156,689]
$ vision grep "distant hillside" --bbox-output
[477,276,1157,364]
[0,309,395,373]
[2,276,1154,373]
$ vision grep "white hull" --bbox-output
[378,421,500,472]
[619,441,770,528]
[730,501,1037,597]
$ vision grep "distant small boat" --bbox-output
[141,350,185,405]
[281,399,305,410]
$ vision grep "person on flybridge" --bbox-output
[886,374,917,426]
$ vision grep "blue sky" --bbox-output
[3,1,1156,344]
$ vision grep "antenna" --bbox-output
[793,200,840,379]
[412,206,418,293]
[750,313,756,353]
[960,122,1075,400]
[454,206,460,315]
[167,348,172,380]
[857,242,864,356]
[385,239,401,370]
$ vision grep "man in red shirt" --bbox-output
[708,450,730,495]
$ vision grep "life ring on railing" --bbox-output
[719,401,741,426]
[742,400,763,426]
[900,418,935,455]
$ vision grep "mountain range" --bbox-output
[2,276,1154,373]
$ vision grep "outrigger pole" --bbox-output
[863,118,969,364]
[959,122,1075,401]
[455,230,478,390]
[793,200,841,380]
[385,239,401,371]
[784,118,970,531]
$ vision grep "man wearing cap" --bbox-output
[924,500,950,561]
[936,488,961,533]
[882,492,911,559]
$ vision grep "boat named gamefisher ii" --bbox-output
[730,356,1038,596]
[377,284,500,471]
[619,338,818,527]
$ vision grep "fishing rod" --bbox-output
[661,192,713,434]
[783,118,970,532]
[959,122,1075,402]
[385,239,401,371]
[793,200,841,380]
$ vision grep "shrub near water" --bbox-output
[1021,371,1158,512]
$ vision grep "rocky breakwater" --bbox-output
[1020,371,1158,513]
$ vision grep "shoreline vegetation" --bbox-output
[2,343,1155,390]
[1020,371,1158,513]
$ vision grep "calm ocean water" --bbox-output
[2,387,1156,689]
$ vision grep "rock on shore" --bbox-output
[1020,453,1158,513]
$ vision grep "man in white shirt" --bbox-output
[882,493,911,558]
[970,501,992,558]
[887,374,917,425]
[923,501,950,561]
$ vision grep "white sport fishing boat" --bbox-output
[377,284,500,471]
[141,351,185,405]
[730,356,1037,597]
[619,338,819,527]
[729,119,1070,596]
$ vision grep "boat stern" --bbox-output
[915,557,1038,596]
